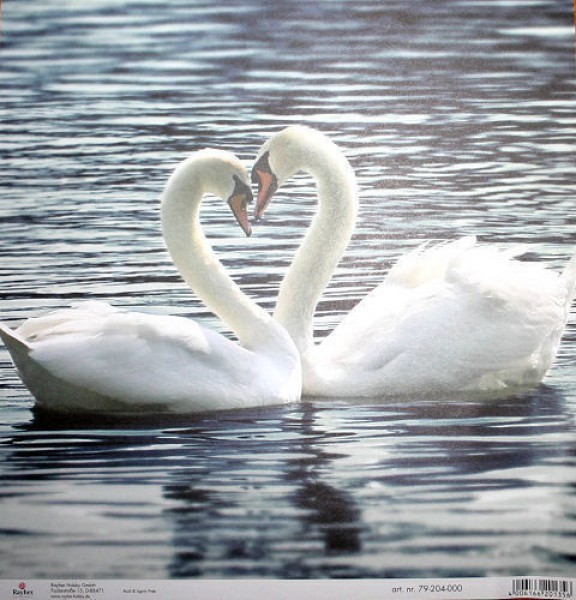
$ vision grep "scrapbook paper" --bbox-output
[1,1,575,598]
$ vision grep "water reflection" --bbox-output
[162,402,364,578]
[2,385,574,577]
[287,403,363,559]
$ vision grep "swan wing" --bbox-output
[320,237,480,354]
[316,239,571,394]
[7,302,259,413]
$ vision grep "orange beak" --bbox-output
[253,169,278,220]
[251,152,278,220]
[228,192,252,237]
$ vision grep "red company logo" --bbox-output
[13,581,33,596]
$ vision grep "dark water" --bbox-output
[1,0,576,580]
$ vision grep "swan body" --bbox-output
[1,150,301,414]
[252,126,576,397]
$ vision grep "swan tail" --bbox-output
[0,322,36,392]
[0,320,125,412]
[0,322,31,359]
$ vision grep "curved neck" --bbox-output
[161,161,279,351]
[274,141,358,354]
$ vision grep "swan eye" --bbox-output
[251,151,273,182]
[231,174,253,204]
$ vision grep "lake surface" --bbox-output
[1,0,575,580]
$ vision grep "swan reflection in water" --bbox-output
[165,469,363,577]
[158,388,575,578]
[0,386,553,578]
[165,401,363,578]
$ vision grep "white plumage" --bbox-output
[252,126,576,398]
[0,150,301,414]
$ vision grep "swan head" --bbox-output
[198,149,253,237]
[251,125,348,220]
[166,149,253,236]
[251,126,321,219]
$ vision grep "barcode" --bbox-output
[512,578,574,598]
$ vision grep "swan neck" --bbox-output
[274,142,358,354]
[161,162,278,350]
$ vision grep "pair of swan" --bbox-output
[1,127,575,414]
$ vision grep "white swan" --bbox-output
[0,150,301,414]
[251,125,576,397]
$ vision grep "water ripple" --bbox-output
[1,0,575,580]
